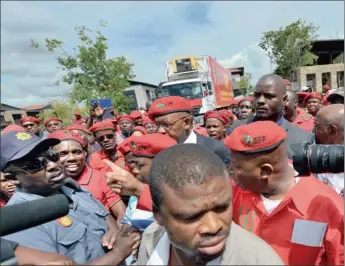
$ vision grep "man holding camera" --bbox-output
[313,104,344,198]
[0,131,140,264]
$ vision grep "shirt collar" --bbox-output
[183,130,197,144]
[75,165,93,185]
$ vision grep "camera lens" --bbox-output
[309,145,344,173]
[292,143,310,176]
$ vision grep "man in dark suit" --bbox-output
[228,74,314,159]
[147,96,230,167]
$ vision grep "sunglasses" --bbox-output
[21,149,59,173]
[96,134,115,142]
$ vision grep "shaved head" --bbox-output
[256,74,287,97]
[286,90,298,103]
[316,104,344,128]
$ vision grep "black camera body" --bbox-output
[291,143,344,176]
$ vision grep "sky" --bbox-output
[1,1,344,108]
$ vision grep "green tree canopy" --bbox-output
[259,19,319,80]
[30,21,135,114]
[239,72,255,96]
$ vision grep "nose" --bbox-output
[132,167,140,175]
[256,95,265,105]
[65,152,78,163]
[158,126,166,134]
[198,212,222,237]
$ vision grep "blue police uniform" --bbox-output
[3,179,109,264]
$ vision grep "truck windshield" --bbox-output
[162,81,204,99]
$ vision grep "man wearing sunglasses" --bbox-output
[89,121,126,173]
[0,131,140,264]
[19,116,43,138]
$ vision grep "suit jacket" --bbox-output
[229,117,315,159]
[196,133,231,167]
[137,222,284,265]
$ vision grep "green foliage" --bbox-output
[37,100,88,126]
[333,53,344,64]
[30,21,135,114]
[259,19,319,80]
[239,72,255,96]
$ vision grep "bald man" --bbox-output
[313,104,344,198]
[229,74,314,159]
[283,91,314,131]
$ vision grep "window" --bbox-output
[146,90,152,101]
[124,90,138,110]
[337,71,344,87]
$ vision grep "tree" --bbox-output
[259,19,319,80]
[37,100,87,126]
[239,72,255,96]
[30,21,135,114]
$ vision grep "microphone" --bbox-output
[0,194,69,236]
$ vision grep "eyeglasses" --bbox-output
[21,149,59,173]
[156,116,189,131]
[96,134,115,142]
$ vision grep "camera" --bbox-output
[291,143,344,176]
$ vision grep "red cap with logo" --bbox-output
[128,133,177,157]
[118,115,134,123]
[89,121,115,133]
[148,96,191,120]
[47,129,86,147]
[130,110,142,120]
[224,121,287,154]
[204,110,229,125]
[117,137,132,155]
[44,117,63,127]
[19,116,41,125]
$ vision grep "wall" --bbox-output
[125,85,156,110]
[297,63,344,92]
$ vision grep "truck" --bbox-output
[155,55,234,125]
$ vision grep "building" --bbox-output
[124,80,158,110]
[0,103,27,130]
[226,67,245,97]
[21,104,53,118]
[295,39,344,92]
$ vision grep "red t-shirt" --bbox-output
[292,107,315,132]
[75,165,121,210]
[89,148,127,173]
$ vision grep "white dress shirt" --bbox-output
[183,130,197,144]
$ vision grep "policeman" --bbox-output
[1,131,140,264]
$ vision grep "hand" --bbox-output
[103,159,145,197]
[101,229,118,250]
[38,259,75,265]
[112,224,141,258]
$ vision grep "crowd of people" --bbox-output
[0,73,344,265]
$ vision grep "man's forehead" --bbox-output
[95,129,114,136]
[54,140,83,150]
[155,112,186,122]
[47,120,61,125]
[22,121,36,126]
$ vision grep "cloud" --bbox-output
[1,1,343,107]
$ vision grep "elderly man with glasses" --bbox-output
[0,131,140,264]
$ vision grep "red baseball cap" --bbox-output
[47,129,86,147]
[89,121,115,134]
[19,116,41,125]
[224,121,287,154]
[204,110,229,125]
[128,133,177,157]
[118,115,134,123]
[148,96,191,120]
[44,117,63,127]
[130,110,142,120]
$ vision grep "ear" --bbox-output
[260,164,273,180]
[283,94,288,103]
[328,125,337,137]
[294,100,298,109]
[153,207,163,226]
[183,116,192,130]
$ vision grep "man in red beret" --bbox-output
[142,116,158,134]
[19,116,42,137]
[283,91,314,131]
[48,130,126,224]
[73,111,87,125]
[104,134,177,234]
[224,121,344,265]
[130,126,147,137]
[305,92,323,117]
[44,117,63,134]
[229,99,239,117]
[130,110,143,126]
[117,115,135,145]
[322,84,331,106]
[148,96,230,166]
[89,121,126,173]
[229,74,314,159]
[237,97,254,120]
[204,110,229,141]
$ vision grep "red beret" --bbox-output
[238,97,253,106]
[229,99,239,107]
[132,126,147,135]
[128,133,177,157]
[66,124,90,134]
[204,110,229,125]
[118,115,134,123]
[142,116,155,126]
[224,121,287,154]
[75,111,81,116]
[19,116,41,125]
[130,110,142,119]
[305,92,323,102]
[47,129,86,147]
[219,109,235,121]
[1,125,25,135]
[283,79,291,86]
[148,96,191,120]
[322,85,330,91]
[44,117,63,127]
[89,121,115,134]
[117,137,132,155]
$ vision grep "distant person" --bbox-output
[44,117,63,133]
[305,92,323,116]
[19,116,43,138]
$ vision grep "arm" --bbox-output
[136,184,152,212]
[109,201,126,226]
[324,215,344,265]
